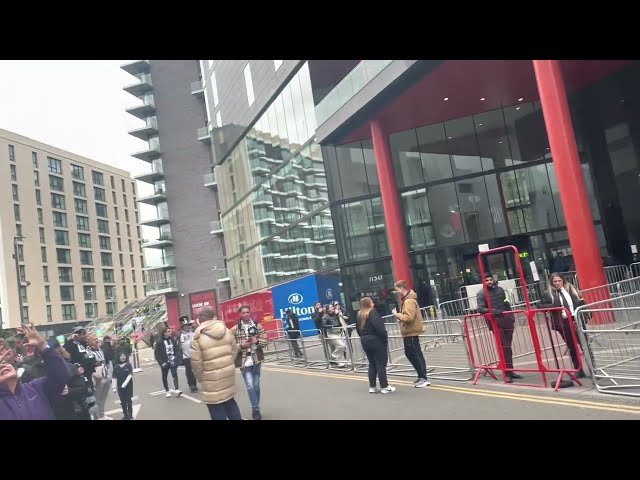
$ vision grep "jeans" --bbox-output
[207,398,242,420]
[182,358,198,388]
[362,341,389,388]
[161,365,179,391]
[241,364,262,412]
[403,336,428,380]
[494,316,515,369]
[118,388,133,418]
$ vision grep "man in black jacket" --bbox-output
[154,328,182,398]
[285,309,303,358]
[476,273,522,383]
[63,326,89,365]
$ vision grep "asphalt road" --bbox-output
[99,349,640,420]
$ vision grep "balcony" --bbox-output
[145,279,178,295]
[197,126,211,143]
[142,236,173,249]
[140,213,170,228]
[125,95,156,120]
[143,255,175,271]
[210,221,224,234]
[191,80,205,98]
[131,144,162,162]
[203,172,217,187]
[137,188,167,206]
[315,60,393,126]
[134,164,164,184]
[123,74,153,97]
[121,60,151,76]
[128,117,158,141]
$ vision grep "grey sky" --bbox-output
[0,60,150,178]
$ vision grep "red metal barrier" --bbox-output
[464,245,585,391]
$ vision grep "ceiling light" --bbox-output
[448,136,452,139]
[620,99,625,103]
[444,97,449,101]
[518,97,524,102]
[478,123,483,126]
[480,97,486,101]
[516,106,521,110]
[498,141,503,144]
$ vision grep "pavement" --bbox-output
[97,347,640,420]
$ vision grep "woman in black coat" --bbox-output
[538,273,586,377]
[356,297,394,394]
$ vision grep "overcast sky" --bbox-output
[0,60,149,177]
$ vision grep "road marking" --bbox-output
[180,393,202,404]
[149,390,167,396]
[263,366,640,415]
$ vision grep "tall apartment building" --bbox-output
[0,129,145,331]
[122,60,226,328]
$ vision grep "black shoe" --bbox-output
[190,386,198,393]
[252,410,262,420]
[508,373,523,380]
[575,370,586,379]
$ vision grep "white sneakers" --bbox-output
[369,387,379,394]
[166,389,183,398]
[414,379,431,388]
[369,386,396,394]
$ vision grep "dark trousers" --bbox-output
[554,317,582,370]
[362,341,389,388]
[182,358,197,388]
[118,388,133,418]
[161,364,179,391]
[403,336,428,379]
[494,316,515,369]
[207,398,242,420]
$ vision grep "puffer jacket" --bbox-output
[190,320,238,405]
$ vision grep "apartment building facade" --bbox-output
[122,60,226,328]
[0,129,145,330]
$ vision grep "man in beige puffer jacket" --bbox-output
[190,307,242,420]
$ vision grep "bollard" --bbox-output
[132,348,143,373]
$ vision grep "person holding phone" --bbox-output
[0,325,70,420]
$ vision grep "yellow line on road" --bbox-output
[263,366,640,415]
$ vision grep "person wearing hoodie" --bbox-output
[392,280,430,388]
[63,326,89,365]
[0,325,70,420]
[154,328,182,398]
[113,352,135,420]
[53,363,94,420]
[190,306,242,420]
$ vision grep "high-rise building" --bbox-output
[122,60,225,329]
[0,128,145,331]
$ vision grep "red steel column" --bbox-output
[370,119,413,290]
[533,60,608,292]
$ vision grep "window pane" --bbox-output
[391,129,425,188]
[456,176,495,242]
[427,183,464,246]
[402,188,436,251]
[444,116,482,177]
[416,123,453,182]
[336,142,370,198]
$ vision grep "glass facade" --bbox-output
[324,101,605,311]
[217,63,338,297]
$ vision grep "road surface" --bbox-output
[99,349,640,420]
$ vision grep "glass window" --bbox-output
[43,266,49,282]
[60,286,75,302]
[503,103,548,166]
[14,204,20,221]
[49,175,64,192]
[58,267,73,282]
[456,176,495,242]
[12,184,18,201]
[53,211,68,228]
[103,269,114,283]
[47,305,52,323]
[47,157,62,174]
[244,63,255,106]
[45,286,50,302]
[17,244,24,262]
[16,224,22,237]
[51,193,66,210]
[361,139,380,194]
[80,250,93,265]
[518,164,560,232]
[336,142,370,198]
[36,208,43,225]
[76,216,90,231]
[125,209,129,222]
[126,224,131,237]
[444,116,482,177]
[71,164,84,181]
[97,220,109,234]
[75,198,88,214]
[101,252,113,266]
[39,227,46,244]
[99,236,111,250]
[8,144,15,161]
[62,305,76,321]
[94,187,106,202]
[73,182,86,198]
[96,203,108,218]
[35,189,41,206]
[402,188,436,251]
[427,183,464,246]
[41,246,47,263]
[82,268,95,283]
[78,233,91,248]
[32,152,38,168]
[85,303,97,318]
[110,176,115,189]
[34,170,39,187]
[54,230,69,246]
[10,165,17,182]
[56,249,71,264]
[484,173,510,238]
[92,171,104,186]
[121,270,126,282]
[19,265,26,282]
[473,109,510,172]
[117,238,122,250]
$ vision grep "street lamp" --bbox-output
[12,236,25,325]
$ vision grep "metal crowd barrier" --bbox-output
[575,291,640,398]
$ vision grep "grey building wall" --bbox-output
[150,60,225,316]
[203,60,303,163]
